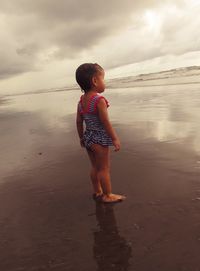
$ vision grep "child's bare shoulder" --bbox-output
[97,97,107,106]
[96,96,109,108]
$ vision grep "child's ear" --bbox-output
[92,76,97,87]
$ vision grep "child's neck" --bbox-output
[85,89,98,96]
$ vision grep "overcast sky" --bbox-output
[0,0,200,95]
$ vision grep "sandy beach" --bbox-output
[0,81,200,270]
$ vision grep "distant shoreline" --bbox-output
[1,65,200,98]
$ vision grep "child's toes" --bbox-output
[112,194,126,201]
[101,193,126,203]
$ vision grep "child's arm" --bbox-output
[76,106,84,147]
[97,99,120,151]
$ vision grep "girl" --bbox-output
[76,63,126,203]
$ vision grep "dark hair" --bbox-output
[75,63,103,93]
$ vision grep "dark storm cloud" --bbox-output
[0,0,188,79]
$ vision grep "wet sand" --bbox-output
[0,84,200,270]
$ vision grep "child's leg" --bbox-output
[90,144,112,194]
[90,144,126,202]
[86,147,103,194]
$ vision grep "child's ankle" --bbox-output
[95,191,103,195]
[103,193,112,197]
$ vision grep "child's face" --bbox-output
[93,70,105,93]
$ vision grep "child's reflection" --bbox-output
[93,202,132,271]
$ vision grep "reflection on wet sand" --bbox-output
[1,84,200,270]
[93,202,132,271]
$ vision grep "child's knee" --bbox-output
[96,165,109,172]
[95,160,110,171]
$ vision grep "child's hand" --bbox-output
[113,138,121,152]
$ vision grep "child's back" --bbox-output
[78,93,113,150]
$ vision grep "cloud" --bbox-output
[160,4,200,55]
[0,0,199,82]
[86,1,200,69]
[0,0,175,80]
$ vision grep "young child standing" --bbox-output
[75,63,126,203]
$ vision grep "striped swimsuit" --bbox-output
[78,93,114,150]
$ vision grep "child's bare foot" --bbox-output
[101,193,126,203]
